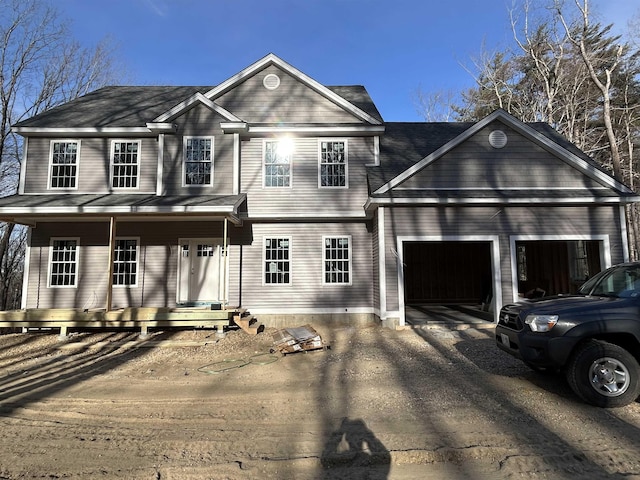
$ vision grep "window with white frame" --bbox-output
[324,236,351,284]
[50,141,79,189]
[111,141,140,188]
[319,140,347,187]
[264,140,291,187]
[184,137,213,186]
[49,239,78,287]
[113,238,138,286]
[264,237,291,284]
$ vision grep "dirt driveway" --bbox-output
[1,321,639,479]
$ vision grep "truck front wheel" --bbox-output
[566,340,640,408]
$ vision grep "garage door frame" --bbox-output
[397,235,502,326]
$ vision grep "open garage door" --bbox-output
[403,241,492,305]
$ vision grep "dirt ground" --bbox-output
[1,321,640,480]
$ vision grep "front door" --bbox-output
[178,238,227,304]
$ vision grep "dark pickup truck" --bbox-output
[496,262,640,407]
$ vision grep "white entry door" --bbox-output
[178,238,227,304]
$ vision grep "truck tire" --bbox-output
[566,340,640,408]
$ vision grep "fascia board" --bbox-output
[12,126,159,137]
[204,53,382,126]
[366,195,640,206]
[153,92,243,123]
[247,125,385,135]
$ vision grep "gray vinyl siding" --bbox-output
[23,138,157,194]
[216,65,359,124]
[382,205,626,312]
[399,124,604,190]
[236,221,373,312]
[162,105,234,195]
[241,136,374,216]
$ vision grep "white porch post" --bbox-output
[223,218,228,308]
[106,216,116,311]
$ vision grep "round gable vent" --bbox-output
[489,129,508,149]
[263,73,281,90]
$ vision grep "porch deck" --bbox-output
[0,307,239,337]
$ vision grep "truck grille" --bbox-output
[498,309,522,330]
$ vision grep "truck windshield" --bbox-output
[579,265,640,298]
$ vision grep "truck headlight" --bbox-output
[525,314,559,332]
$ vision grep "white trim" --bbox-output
[110,139,141,190]
[233,133,240,195]
[374,109,633,196]
[21,227,32,309]
[620,205,630,262]
[262,236,292,286]
[247,125,385,135]
[373,136,380,166]
[318,139,348,189]
[47,237,80,288]
[393,186,609,191]
[203,53,383,125]
[182,136,215,188]
[48,139,80,191]
[241,212,367,219]
[396,235,502,325]
[112,237,140,288]
[246,307,374,315]
[13,126,161,137]
[377,208,387,320]
[156,133,164,196]
[366,197,634,206]
[153,92,243,123]
[18,137,28,195]
[508,234,612,303]
[262,139,293,189]
[321,235,353,286]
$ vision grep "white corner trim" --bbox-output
[378,207,388,321]
[156,134,164,196]
[233,133,240,195]
[18,137,28,195]
[620,205,630,262]
[21,227,32,309]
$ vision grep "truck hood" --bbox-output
[505,295,635,318]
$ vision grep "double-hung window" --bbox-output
[323,236,351,284]
[49,239,78,287]
[319,140,347,187]
[113,238,139,287]
[264,140,291,187]
[111,141,140,189]
[184,137,213,186]
[49,141,79,189]
[264,237,291,284]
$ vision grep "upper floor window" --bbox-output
[319,140,347,187]
[323,236,351,284]
[49,141,79,189]
[111,141,140,189]
[184,137,213,186]
[113,238,139,287]
[264,237,291,285]
[49,239,78,287]
[264,140,292,187]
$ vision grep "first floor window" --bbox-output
[50,141,79,189]
[264,237,290,284]
[113,239,138,286]
[320,140,347,187]
[184,137,213,185]
[324,236,351,284]
[112,141,140,188]
[50,239,78,287]
[264,140,291,187]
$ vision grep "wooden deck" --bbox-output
[0,307,239,337]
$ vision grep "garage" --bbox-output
[403,241,493,306]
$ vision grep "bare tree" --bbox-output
[412,87,459,121]
[0,0,124,309]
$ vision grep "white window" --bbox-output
[49,239,79,287]
[111,140,140,189]
[319,140,347,187]
[264,140,292,187]
[49,140,79,189]
[264,237,291,284]
[323,236,351,284]
[113,238,139,287]
[184,137,213,186]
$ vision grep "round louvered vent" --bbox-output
[263,73,281,90]
[489,129,508,149]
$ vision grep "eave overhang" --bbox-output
[11,126,172,138]
[240,124,385,136]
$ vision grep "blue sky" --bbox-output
[57,0,637,122]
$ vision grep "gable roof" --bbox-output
[369,110,635,202]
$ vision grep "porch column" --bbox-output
[106,216,117,311]
[223,218,228,308]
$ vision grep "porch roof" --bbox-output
[0,193,247,225]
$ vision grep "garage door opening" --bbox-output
[515,240,603,298]
[403,241,493,306]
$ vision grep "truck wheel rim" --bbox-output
[588,357,630,397]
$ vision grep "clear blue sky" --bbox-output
[57,0,637,122]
